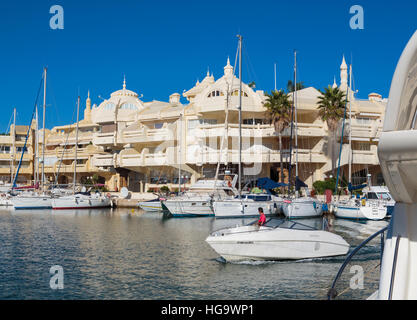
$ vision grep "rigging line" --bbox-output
[47,73,63,127]
[4,111,13,135]
[242,45,260,88]
[13,74,44,188]
[213,39,239,195]
[54,99,77,185]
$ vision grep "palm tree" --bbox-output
[263,90,292,184]
[317,86,347,176]
[287,80,305,92]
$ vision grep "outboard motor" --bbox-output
[377,30,417,299]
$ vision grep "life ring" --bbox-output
[228,181,232,188]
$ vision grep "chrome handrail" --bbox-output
[327,225,388,300]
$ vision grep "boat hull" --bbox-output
[52,195,111,210]
[12,196,52,210]
[138,200,162,212]
[334,204,387,220]
[206,225,349,262]
[282,198,323,218]
[162,199,214,217]
[213,199,278,218]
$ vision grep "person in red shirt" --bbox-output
[257,207,266,227]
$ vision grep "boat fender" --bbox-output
[361,199,366,207]
[106,193,111,198]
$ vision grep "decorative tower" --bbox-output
[224,57,234,78]
[84,90,92,122]
[340,55,348,92]
[332,76,337,89]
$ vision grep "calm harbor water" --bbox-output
[0,207,389,300]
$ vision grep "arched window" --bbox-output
[103,103,115,110]
[207,90,224,98]
[120,103,137,110]
[231,90,248,97]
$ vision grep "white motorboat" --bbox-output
[333,197,387,220]
[52,192,111,210]
[206,218,350,262]
[213,193,280,218]
[162,176,238,217]
[363,185,395,216]
[282,196,323,219]
[138,198,163,212]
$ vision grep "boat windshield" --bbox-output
[262,218,316,230]
[376,192,391,201]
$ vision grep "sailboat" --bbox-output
[11,68,53,210]
[212,36,279,218]
[162,174,238,217]
[282,51,323,219]
[332,64,387,220]
[52,95,111,210]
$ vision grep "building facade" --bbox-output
[2,57,387,192]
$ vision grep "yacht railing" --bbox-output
[327,225,388,300]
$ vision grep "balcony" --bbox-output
[194,122,325,139]
[339,121,383,141]
[188,148,327,165]
[93,132,115,146]
[120,126,176,144]
[92,154,114,167]
[118,152,169,168]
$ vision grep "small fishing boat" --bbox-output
[206,218,349,262]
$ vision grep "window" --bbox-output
[232,90,248,97]
[208,90,224,98]
[187,119,217,130]
[154,123,164,129]
[0,146,10,153]
[16,147,27,153]
[367,192,378,200]
[243,119,264,125]
[356,117,371,124]
[357,142,371,151]
[120,103,137,110]
[103,103,115,110]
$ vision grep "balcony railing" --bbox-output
[195,122,325,138]
[121,127,175,144]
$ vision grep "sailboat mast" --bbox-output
[73,96,80,194]
[178,111,182,194]
[35,106,39,184]
[237,34,242,199]
[41,67,47,192]
[294,51,299,179]
[11,108,16,184]
[348,64,353,184]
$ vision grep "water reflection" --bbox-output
[0,208,389,300]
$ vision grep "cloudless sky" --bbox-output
[0,0,416,130]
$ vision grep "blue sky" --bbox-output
[0,0,416,130]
